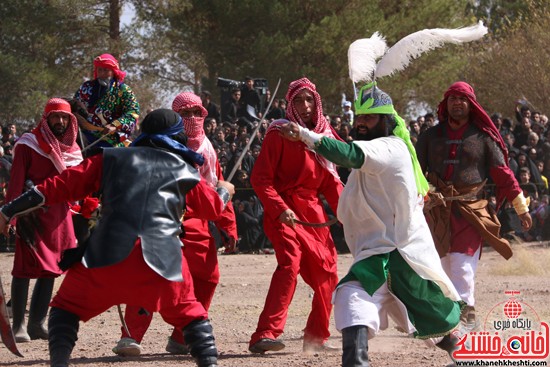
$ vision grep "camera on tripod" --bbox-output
[217,77,243,91]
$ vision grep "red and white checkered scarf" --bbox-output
[16,98,82,173]
[172,92,218,186]
[267,78,341,179]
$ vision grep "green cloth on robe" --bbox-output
[339,250,463,339]
[315,137,364,169]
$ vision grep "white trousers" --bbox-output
[440,247,481,306]
[333,281,414,337]
[333,281,444,346]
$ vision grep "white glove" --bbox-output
[298,126,323,149]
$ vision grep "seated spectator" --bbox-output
[235,196,270,254]
[265,99,285,120]
[517,152,545,193]
[232,169,253,202]
[513,116,532,148]
[518,167,539,201]
[212,127,227,147]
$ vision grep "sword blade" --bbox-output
[0,275,23,357]
[226,78,282,182]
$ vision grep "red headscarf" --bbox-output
[268,77,341,179]
[267,78,340,138]
[93,53,127,82]
[171,92,217,186]
[25,98,82,173]
[284,78,331,135]
[437,81,508,163]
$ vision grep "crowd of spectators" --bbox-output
[208,92,549,248]
[2,91,549,252]
[0,123,18,251]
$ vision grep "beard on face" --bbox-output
[356,119,389,141]
[50,123,67,137]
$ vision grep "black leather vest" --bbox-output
[83,147,200,281]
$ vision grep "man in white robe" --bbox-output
[279,82,462,367]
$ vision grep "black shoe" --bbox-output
[249,338,285,354]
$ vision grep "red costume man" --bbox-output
[416,81,532,326]
[6,98,82,342]
[113,92,238,356]
[248,78,343,354]
[0,109,231,367]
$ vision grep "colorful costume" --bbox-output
[416,82,528,320]
[290,83,462,366]
[6,98,82,342]
[74,53,140,147]
[249,78,342,352]
[0,109,223,367]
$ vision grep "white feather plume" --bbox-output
[348,32,388,84]
[375,21,488,78]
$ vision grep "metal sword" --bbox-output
[225,78,282,182]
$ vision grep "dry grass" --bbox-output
[489,243,550,276]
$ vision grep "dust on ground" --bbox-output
[0,240,549,367]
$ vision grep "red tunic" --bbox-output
[37,155,223,324]
[183,160,237,310]
[249,131,342,345]
[7,144,76,278]
[121,161,235,344]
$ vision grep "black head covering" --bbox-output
[132,109,204,166]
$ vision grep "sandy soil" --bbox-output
[0,240,549,367]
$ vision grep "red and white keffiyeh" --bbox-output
[172,92,218,186]
[268,78,341,179]
[15,98,83,173]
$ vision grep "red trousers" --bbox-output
[51,244,207,330]
[249,224,338,346]
[121,230,218,344]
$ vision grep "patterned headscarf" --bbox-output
[268,77,341,178]
[437,81,509,164]
[284,78,332,135]
[171,92,217,186]
[93,53,126,82]
[354,82,428,196]
[29,98,82,173]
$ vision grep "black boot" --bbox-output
[11,277,30,342]
[342,325,369,367]
[436,333,458,353]
[28,277,54,340]
[437,332,459,364]
[48,307,80,367]
[183,319,218,367]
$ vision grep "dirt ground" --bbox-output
[0,240,549,367]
